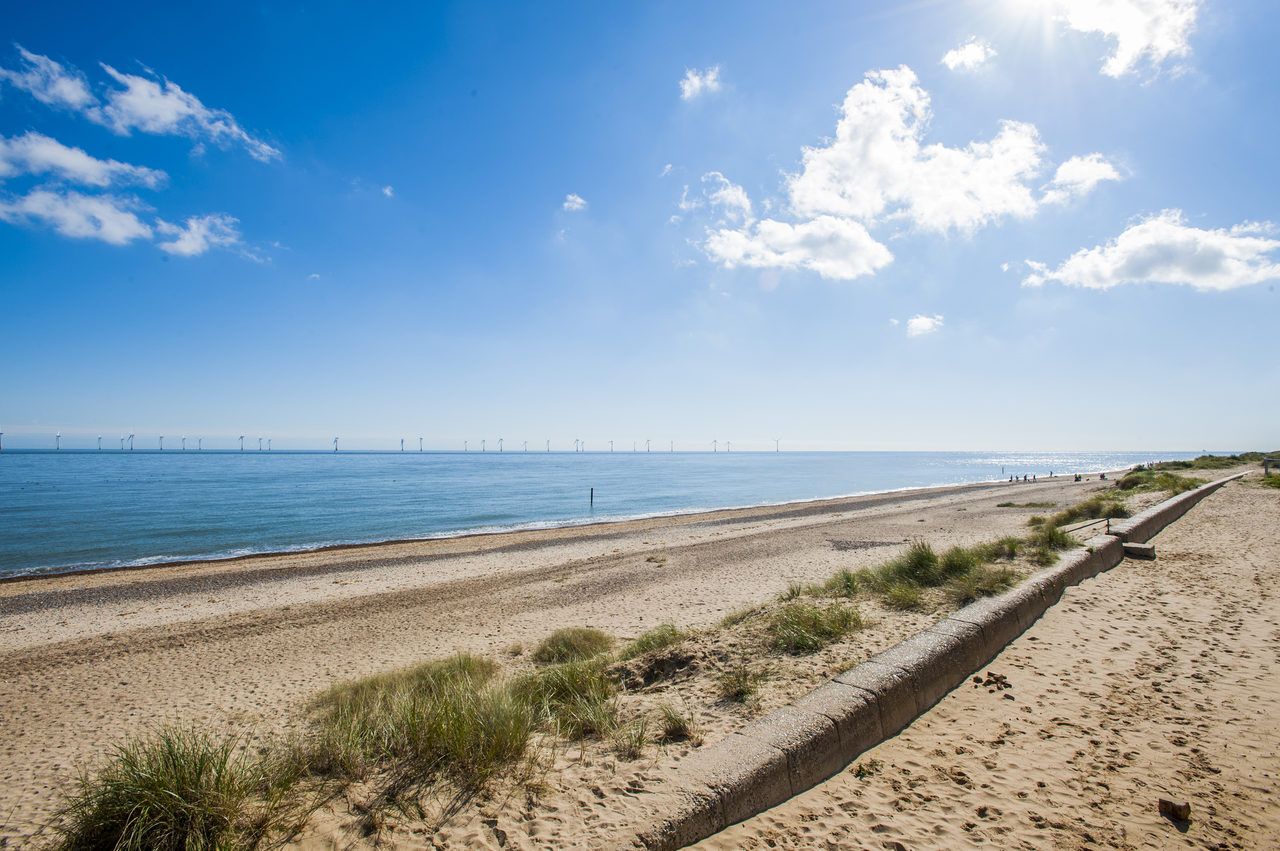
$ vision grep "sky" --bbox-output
[1,0,1277,451]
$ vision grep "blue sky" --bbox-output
[1,0,1276,451]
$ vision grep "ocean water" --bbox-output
[0,449,1196,578]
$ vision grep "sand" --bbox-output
[1,471,1274,848]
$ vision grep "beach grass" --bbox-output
[1115,469,1202,495]
[52,725,303,851]
[656,701,702,744]
[716,666,764,703]
[531,627,615,665]
[1261,474,1280,489]
[770,601,865,653]
[618,623,687,661]
[514,658,617,739]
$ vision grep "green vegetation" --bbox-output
[1261,474,1280,490]
[530,627,614,664]
[1116,469,1203,495]
[1148,452,1270,471]
[656,701,702,744]
[53,726,304,851]
[610,718,649,760]
[883,582,926,611]
[305,653,535,790]
[716,666,764,703]
[514,658,617,739]
[618,623,687,660]
[996,501,1056,508]
[1037,493,1131,528]
[945,565,1021,606]
[770,601,865,653]
[822,568,861,598]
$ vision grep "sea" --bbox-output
[0,449,1199,579]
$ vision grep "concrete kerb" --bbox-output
[626,474,1241,850]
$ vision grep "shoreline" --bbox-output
[0,470,1122,586]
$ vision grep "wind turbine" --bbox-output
[775,438,780,453]
[419,437,423,452]
[120,436,125,451]
[646,439,651,452]
[181,436,186,451]
[712,440,717,453]
[481,439,486,452]
[726,441,731,452]
[0,430,4,452]
[464,440,468,452]
[239,435,245,452]
[546,439,550,452]
[98,435,102,451]
[198,437,203,451]
[128,434,135,451]
[670,441,674,452]
[573,439,579,452]
[401,438,405,452]
[258,437,263,451]
[498,438,503,452]
[56,432,61,451]
[158,435,164,451]
[609,440,614,452]
[523,440,527,452]
[267,438,272,451]
[633,441,637,452]
[333,437,339,452]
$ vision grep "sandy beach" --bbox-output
[1,469,1274,848]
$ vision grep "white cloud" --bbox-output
[704,215,893,281]
[308,272,321,279]
[702,172,752,224]
[381,185,394,198]
[661,163,673,177]
[1047,0,1200,77]
[0,189,152,245]
[155,213,242,256]
[92,64,280,162]
[679,66,721,100]
[906,314,944,336]
[1042,153,1121,205]
[563,193,587,211]
[1023,210,1280,291]
[687,65,1114,282]
[0,132,166,188]
[941,38,996,71]
[0,45,96,109]
[888,317,900,326]
[788,66,1043,234]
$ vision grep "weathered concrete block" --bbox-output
[691,732,792,827]
[1123,541,1156,560]
[948,594,1023,653]
[793,681,883,765]
[834,661,919,736]
[873,629,973,711]
[741,704,843,791]
[925,618,990,678]
[632,782,724,851]
[1001,581,1049,631]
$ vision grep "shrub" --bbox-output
[531,627,614,664]
[770,602,864,654]
[53,726,301,851]
[1261,474,1280,490]
[618,623,687,661]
